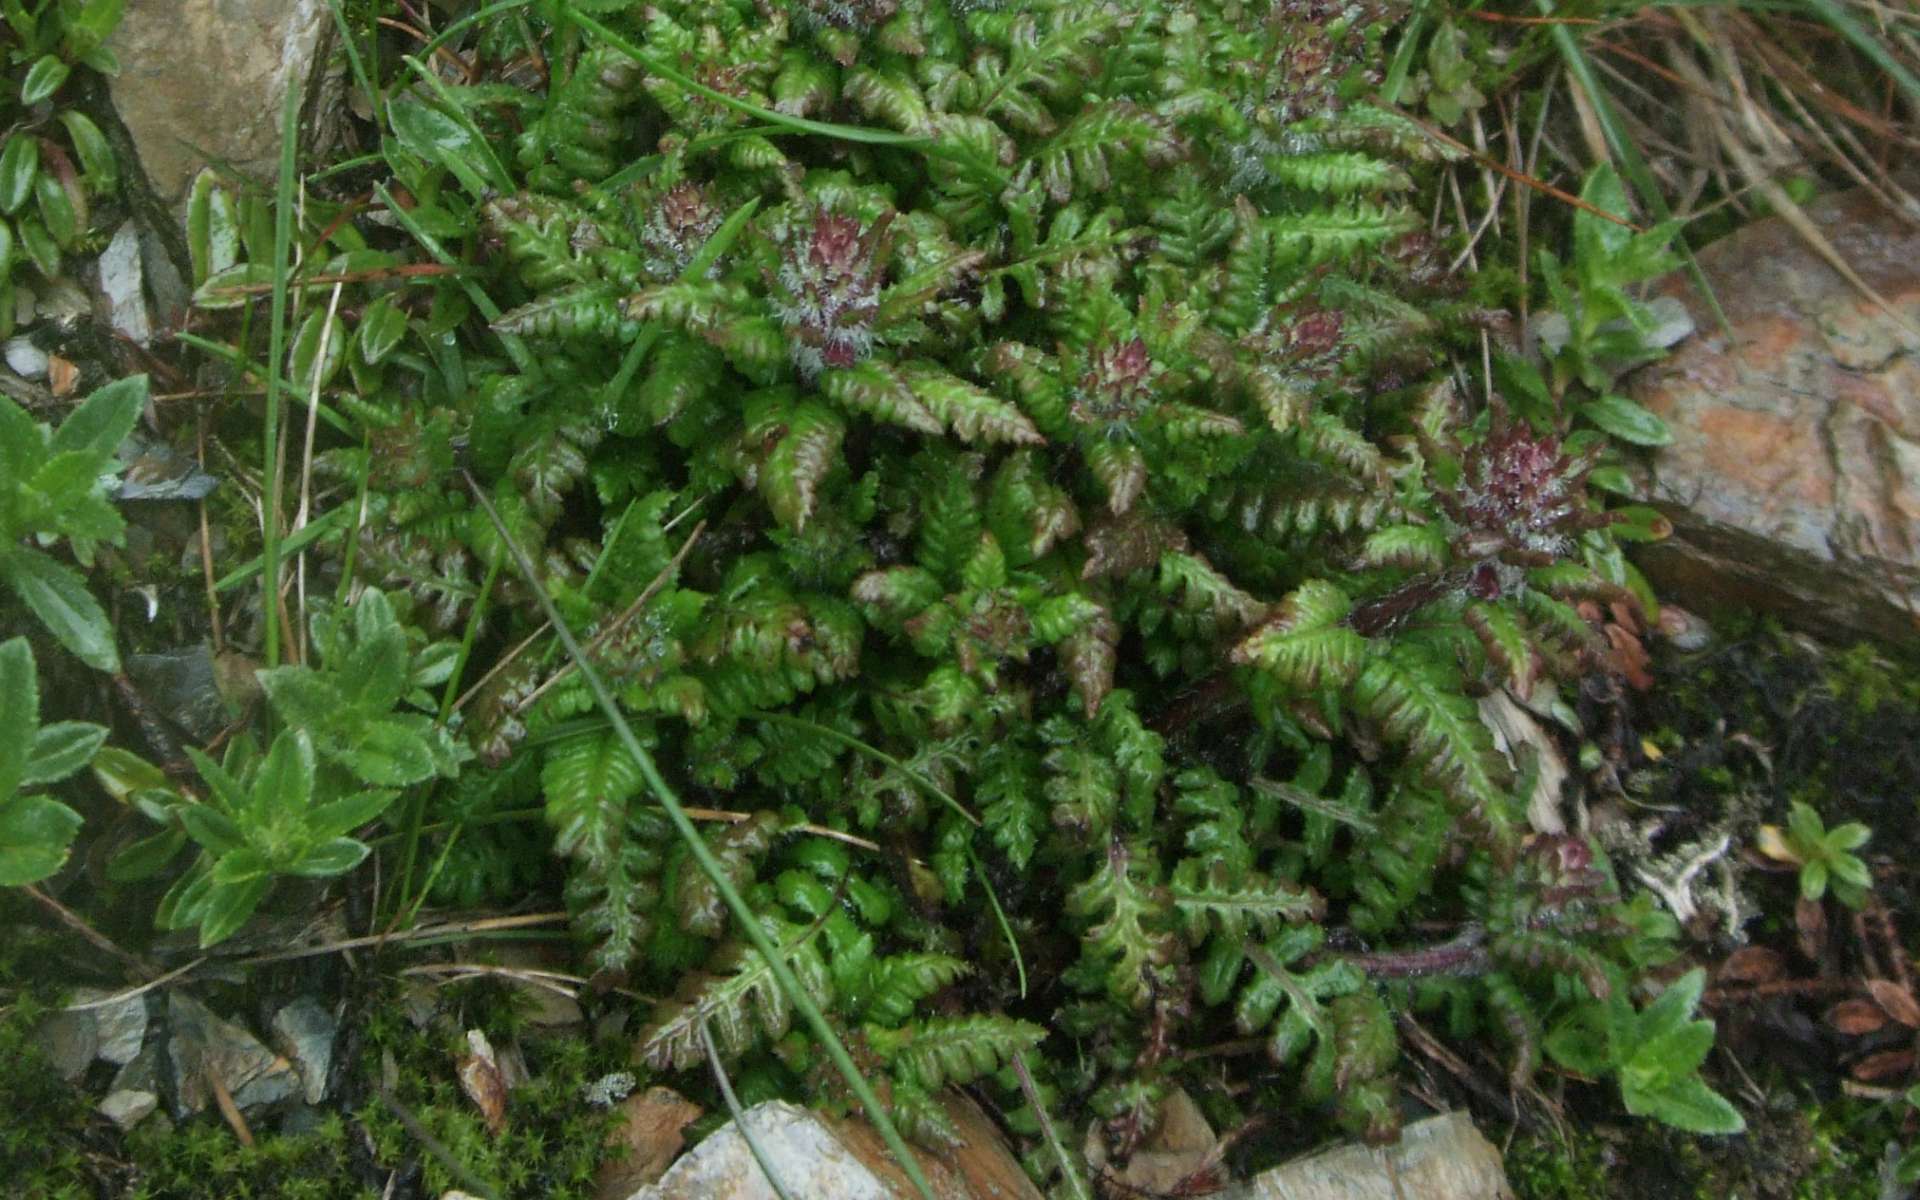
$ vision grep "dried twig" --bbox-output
[24,885,158,981]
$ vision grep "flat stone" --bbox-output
[1228,1111,1511,1200]
[630,1101,895,1200]
[1629,188,1920,640]
[1088,1087,1220,1196]
[107,0,339,205]
[97,222,151,345]
[90,990,150,1066]
[828,1093,1044,1200]
[32,987,148,1080]
[35,1006,98,1082]
[99,1088,159,1130]
[627,1096,1042,1200]
[5,336,47,378]
[166,992,299,1117]
[595,1087,703,1200]
[270,997,337,1106]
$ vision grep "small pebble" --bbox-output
[4,336,47,378]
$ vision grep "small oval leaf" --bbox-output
[356,294,409,365]
[1851,1048,1917,1083]
[1580,394,1674,447]
[0,134,39,215]
[106,825,189,883]
[1714,946,1786,986]
[288,310,346,395]
[19,55,70,105]
[191,262,274,310]
[1826,997,1888,1036]
[57,111,115,193]
[34,169,79,250]
[17,213,59,277]
[1867,979,1920,1029]
[23,720,108,786]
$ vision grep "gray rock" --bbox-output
[99,1087,159,1130]
[35,1006,99,1082]
[166,993,299,1117]
[97,223,151,345]
[624,1096,1042,1200]
[5,336,47,378]
[270,997,337,1106]
[1629,188,1920,641]
[91,990,150,1066]
[124,646,230,741]
[111,1040,162,1089]
[627,1102,896,1200]
[107,0,341,205]
[1226,1111,1511,1200]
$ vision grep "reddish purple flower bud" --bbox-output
[640,182,724,281]
[1439,414,1607,569]
[1287,310,1344,358]
[1070,337,1158,429]
[768,209,894,380]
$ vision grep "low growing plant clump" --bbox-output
[3,0,1758,1190]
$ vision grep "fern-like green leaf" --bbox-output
[821,361,944,437]
[1351,645,1518,855]
[871,1013,1047,1091]
[1231,580,1366,691]
[1067,838,1178,1009]
[1171,859,1320,943]
[902,363,1044,445]
[1268,202,1419,266]
[1357,524,1448,571]
[494,286,634,339]
[1264,152,1412,195]
[637,914,834,1069]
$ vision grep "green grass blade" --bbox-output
[176,332,354,437]
[1801,0,1920,110]
[373,182,534,373]
[703,1023,800,1200]
[463,470,943,1200]
[1012,1051,1091,1200]
[749,710,979,827]
[261,82,301,667]
[325,0,378,115]
[968,846,1027,1000]
[1537,0,1732,335]
[417,0,538,63]
[1380,3,1429,106]
[212,507,352,593]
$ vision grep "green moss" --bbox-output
[1644,620,1920,850]
[0,991,99,1195]
[1506,1125,1613,1199]
[122,1114,364,1200]
[355,979,626,1200]
[1507,1099,1895,1200]
[1793,1097,1905,1200]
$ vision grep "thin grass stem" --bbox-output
[260,83,303,668]
[463,468,941,1200]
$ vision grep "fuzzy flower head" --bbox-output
[1069,337,1159,433]
[1439,414,1608,596]
[768,208,894,380]
[640,182,724,281]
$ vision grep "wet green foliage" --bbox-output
[0,0,123,327]
[0,0,1808,1189]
